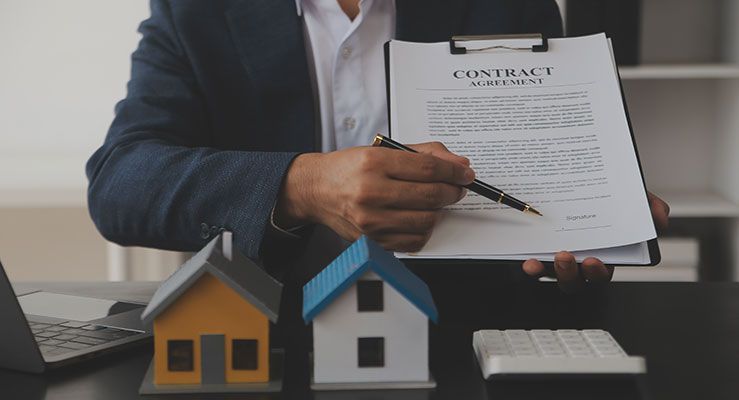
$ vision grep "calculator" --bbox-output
[473,329,646,378]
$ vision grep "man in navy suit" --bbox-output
[87,0,669,292]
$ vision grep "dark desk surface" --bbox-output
[5,280,739,400]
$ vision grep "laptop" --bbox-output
[0,259,150,373]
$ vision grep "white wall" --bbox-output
[0,0,149,196]
[0,1,185,282]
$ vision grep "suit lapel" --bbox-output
[225,0,315,151]
[395,0,470,42]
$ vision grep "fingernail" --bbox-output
[464,168,475,182]
[555,256,575,271]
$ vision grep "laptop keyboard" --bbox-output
[29,321,140,357]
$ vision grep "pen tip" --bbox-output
[525,207,543,217]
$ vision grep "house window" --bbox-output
[357,280,383,312]
[167,340,194,371]
[232,339,258,370]
[357,337,385,367]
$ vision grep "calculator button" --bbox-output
[486,345,508,354]
[505,330,529,337]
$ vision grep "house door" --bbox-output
[200,334,225,384]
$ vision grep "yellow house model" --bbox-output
[140,232,282,386]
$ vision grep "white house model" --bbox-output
[302,236,438,389]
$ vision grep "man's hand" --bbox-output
[275,143,474,252]
[521,192,671,293]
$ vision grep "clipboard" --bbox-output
[383,34,661,267]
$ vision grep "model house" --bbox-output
[140,232,282,386]
[302,235,438,388]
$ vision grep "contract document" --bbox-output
[387,34,659,265]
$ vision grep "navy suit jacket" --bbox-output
[86,0,563,267]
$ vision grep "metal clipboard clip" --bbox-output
[450,34,549,55]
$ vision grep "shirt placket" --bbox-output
[332,28,366,150]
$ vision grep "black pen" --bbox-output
[372,134,543,217]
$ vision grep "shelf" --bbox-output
[613,266,697,282]
[619,64,739,80]
[0,155,87,208]
[613,238,699,281]
[656,191,739,218]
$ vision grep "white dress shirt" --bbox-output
[271,1,395,236]
[297,0,395,151]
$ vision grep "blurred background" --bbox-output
[1,0,737,283]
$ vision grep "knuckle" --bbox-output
[353,213,374,232]
[353,179,376,206]
[417,156,439,179]
[357,149,380,172]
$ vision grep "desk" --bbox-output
[4,281,739,400]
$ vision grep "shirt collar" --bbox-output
[295,0,303,16]
[296,0,386,17]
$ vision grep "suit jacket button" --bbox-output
[200,223,211,239]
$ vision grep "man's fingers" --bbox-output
[580,257,613,283]
[409,141,471,167]
[554,251,585,294]
[522,259,547,277]
[379,148,475,185]
[381,181,465,209]
[647,192,670,231]
[521,254,614,292]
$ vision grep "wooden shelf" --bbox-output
[656,191,739,218]
[619,64,739,80]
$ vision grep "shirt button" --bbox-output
[200,223,211,239]
[341,46,353,59]
[343,117,357,130]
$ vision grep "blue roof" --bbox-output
[302,236,438,323]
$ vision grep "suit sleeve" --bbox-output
[85,0,300,263]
